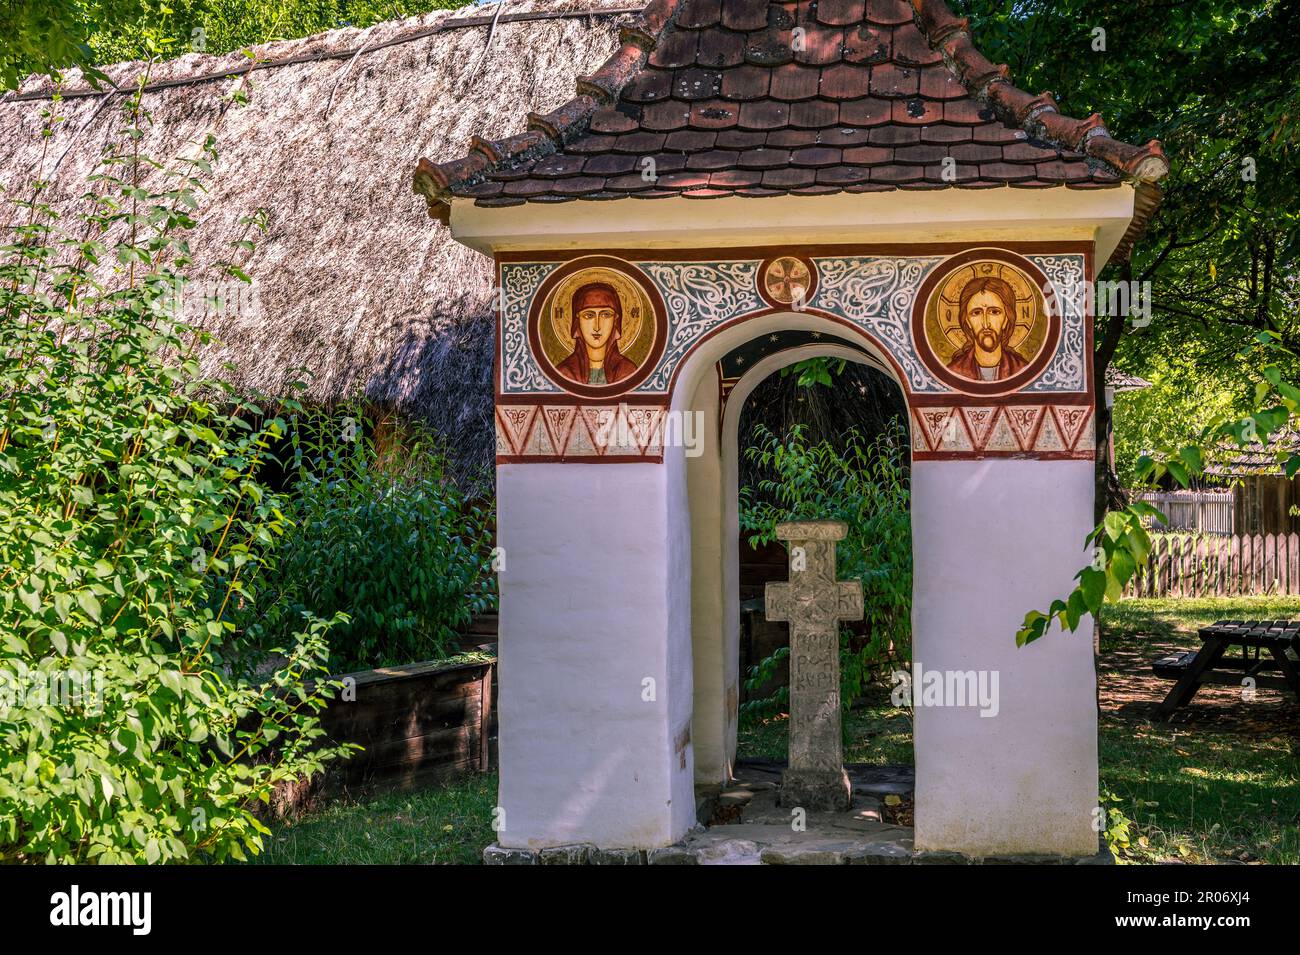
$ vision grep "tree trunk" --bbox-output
[1092,262,1132,524]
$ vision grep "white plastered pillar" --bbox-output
[685,374,729,786]
[495,461,696,849]
[911,457,1099,857]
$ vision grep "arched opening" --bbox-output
[666,312,914,819]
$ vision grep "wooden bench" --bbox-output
[1151,620,1300,720]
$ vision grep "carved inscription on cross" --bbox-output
[765,520,862,812]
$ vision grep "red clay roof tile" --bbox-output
[891,23,943,66]
[738,99,790,129]
[765,127,823,147]
[867,124,919,145]
[817,164,872,185]
[696,27,746,66]
[762,166,818,187]
[920,124,973,144]
[769,63,823,100]
[589,107,639,134]
[649,28,699,68]
[677,0,722,29]
[865,0,914,26]
[842,23,891,63]
[721,63,772,99]
[838,96,892,126]
[979,161,1037,181]
[794,23,848,65]
[675,68,724,99]
[610,130,669,153]
[788,100,838,128]
[715,128,768,148]
[871,163,924,183]
[738,146,793,168]
[583,153,641,176]
[722,0,771,31]
[789,145,843,167]
[553,176,608,195]
[691,100,742,127]
[821,61,870,100]
[891,97,944,124]
[919,64,965,99]
[665,128,719,150]
[623,71,672,103]
[709,168,766,187]
[641,101,692,130]
[869,62,919,97]
[687,149,742,169]
[816,0,865,27]
[842,144,892,164]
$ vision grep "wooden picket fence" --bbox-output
[1134,490,1235,536]
[1125,532,1300,597]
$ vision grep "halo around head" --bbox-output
[935,260,1041,352]
[547,267,647,354]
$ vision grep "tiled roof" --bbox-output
[415,0,1169,257]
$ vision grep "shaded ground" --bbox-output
[1094,598,1300,864]
[256,772,496,865]
[1099,598,1300,736]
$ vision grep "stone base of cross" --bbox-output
[765,520,863,812]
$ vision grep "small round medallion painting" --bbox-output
[760,255,817,308]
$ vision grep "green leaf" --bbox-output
[1079,568,1107,612]
[159,669,184,699]
[77,591,102,622]
[1177,446,1203,474]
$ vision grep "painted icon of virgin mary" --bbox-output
[556,282,637,386]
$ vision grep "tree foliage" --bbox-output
[960,1,1300,513]
[242,408,497,675]
[0,82,352,863]
[739,424,912,725]
[1019,334,1300,646]
[0,0,471,88]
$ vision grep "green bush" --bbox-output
[738,423,912,726]
[243,409,496,674]
[0,85,351,863]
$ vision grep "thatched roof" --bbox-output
[0,1,636,487]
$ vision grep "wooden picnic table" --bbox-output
[1151,620,1300,720]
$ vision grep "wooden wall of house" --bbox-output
[1234,476,1300,535]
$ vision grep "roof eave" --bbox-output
[446,181,1137,256]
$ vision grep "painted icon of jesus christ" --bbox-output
[556,282,637,386]
[945,276,1029,382]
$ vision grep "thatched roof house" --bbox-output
[0,1,639,487]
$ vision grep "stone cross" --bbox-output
[765,520,862,812]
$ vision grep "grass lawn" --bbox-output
[259,597,1299,864]
[254,773,497,865]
